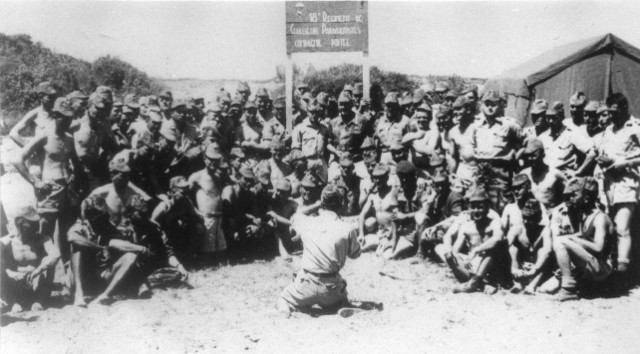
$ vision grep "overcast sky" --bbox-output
[1,1,640,80]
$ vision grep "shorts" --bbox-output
[203,215,227,252]
[581,256,612,282]
[604,171,639,205]
[36,179,69,214]
[280,271,347,310]
[456,162,478,184]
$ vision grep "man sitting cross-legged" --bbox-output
[447,189,505,293]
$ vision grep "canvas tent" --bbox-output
[484,33,640,125]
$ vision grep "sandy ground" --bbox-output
[1,253,639,354]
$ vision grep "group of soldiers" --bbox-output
[1,77,639,315]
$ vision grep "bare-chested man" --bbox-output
[448,96,478,183]
[89,156,152,227]
[520,139,566,213]
[9,81,58,148]
[188,143,228,257]
[448,189,504,293]
[1,206,60,312]
[15,97,76,261]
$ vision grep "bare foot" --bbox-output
[74,296,88,307]
[11,303,24,313]
[30,302,44,311]
[89,295,111,306]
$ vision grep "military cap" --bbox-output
[218,91,232,103]
[207,102,222,113]
[343,84,354,93]
[159,126,177,142]
[339,152,354,167]
[524,138,544,154]
[435,82,449,93]
[236,81,250,93]
[307,98,323,112]
[423,82,436,93]
[255,87,270,98]
[316,92,330,107]
[569,91,587,107]
[67,90,88,101]
[276,178,292,192]
[359,137,375,150]
[239,165,255,179]
[512,173,530,187]
[396,160,416,175]
[256,167,271,185]
[15,205,40,222]
[461,84,478,95]
[301,172,321,188]
[89,93,106,108]
[564,177,598,194]
[353,83,364,95]
[436,106,452,119]
[195,97,204,103]
[297,83,309,90]
[321,184,342,209]
[171,98,187,111]
[122,105,135,114]
[95,86,113,102]
[584,100,599,112]
[372,164,390,177]
[429,154,445,167]
[413,89,426,104]
[530,99,549,114]
[159,90,173,99]
[36,81,57,95]
[170,176,189,189]
[546,101,564,116]
[230,147,245,159]
[288,149,305,162]
[205,142,223,159]
[416,102,432,113]
[52,97,74,117]
[244,101,257,110]
[399,93,413,106]
[201,124,221,139]
[445,90,459,99]
[138,96,149,107]
[468,188,489,202]
[273,96,285,109]
[432,173,448,183]
[124,93,140,109]
[452,96,471,109]
[109,155,130,173]
[384,92,399,105]
[338,90,353,103]
[482,90,502,103]
[112,100,124,107]
[146,95,159,107]
[230,97,243,108]
[596,104,609,115]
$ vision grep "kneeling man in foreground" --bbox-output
[277,185,361,316]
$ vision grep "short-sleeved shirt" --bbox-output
[538,126,593,171]
[597,119,640,204]
[375,115,411,149]
[291,118,332,159]
[330,114,367,152]
[291,210,360,274]
[410,128,442,169]
[472,117,524,159]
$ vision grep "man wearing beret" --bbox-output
[447,96,478,183]
[277,185,361,316]
[472,90,524,213]
[10,81,58,148]
[538,101,595,177]
[552,177,615,300]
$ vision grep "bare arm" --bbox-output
[68,228,106,251]
[14,135,46,186]
[472,218,504,254]
[9,109,39,147]
[358,196,374,237]
[108,239,147,254]
[30,238,61,279]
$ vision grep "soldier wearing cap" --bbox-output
[110,99,124,127]
[277,184,361,316]
[551,177,615,300]
[188,142,228,257]
[236,100,265,163]
[67,91,89,119]
[236,81,251,106]
[261,96,289,150]
[286,149,307,199]
[524,99,549,141]
[264,138,293,187]
[88,155,152,226]
[353,83,364,107]
[596,93,640,275]
[403,102,440,171]
[580,100,603,137]
[443,90,458,109]
[296,83,309,97]
[328,152,362,216]
[435,105,455,155]
[161,98,201,171]
[295,170,325,212]
[1,205,60,312]
[331,90,368,158]
[538,101,595,176]
[461,84,479,109]
[446,188,504,293]
[520,138,566,211]
[375,92,412,165]
[291,98,333,180]
[10,81,59,148]
[358,163,397,254]
[254,87,273,123]
[447,96,478,182]
[110,134,163,198]
[434,82,450,103]
[14,97,76,260]
[399,92,414,118]
[158,90,173,121]
[266,179,301,259]
[130,108,163,149]
[568,91,588,127]
[472,90,524,212]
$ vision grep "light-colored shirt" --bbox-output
[538,126,593,171]
[472,117,523,158]
[291,210,361,274]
